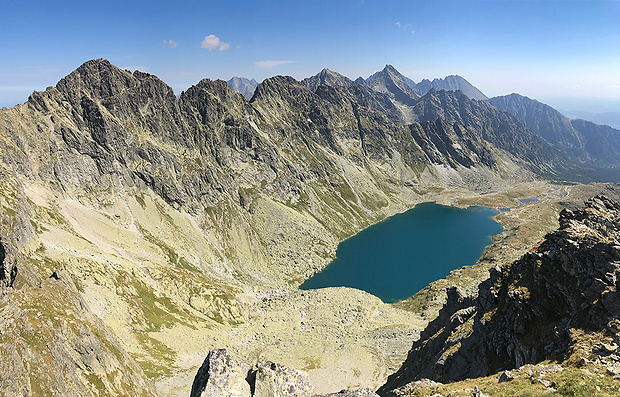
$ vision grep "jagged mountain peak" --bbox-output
[183,78,244,103]
[227,76,259,100]
[47,58,175,108]
[55,58,138,97]
[382,64,399,73]
[367,64,404,83]
[302,68,355,92]
[364,64,419,106]
[251,75,318,105]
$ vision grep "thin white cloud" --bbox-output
[254,60,297,69]
[163,39,178,48]
[201,34,230,51]
[396,21,414,33]
[609,84,620,88]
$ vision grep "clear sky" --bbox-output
[2,0,619,109]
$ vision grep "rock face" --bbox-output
[412,89,567,174]
[379,195,620,394]
[190,349,251,397]
[192,349,315,397]
[0,236,13,288]
[489,93,583,154]
[570,118,620,168]
[252,361,314,397]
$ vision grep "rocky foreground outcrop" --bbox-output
[190,349,378,397]
[379,195,620,395]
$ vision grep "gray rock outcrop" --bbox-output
[191,349,251,397]
[252,361,314,397]
[192,349,316,397]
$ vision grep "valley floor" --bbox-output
[151,182,614,395]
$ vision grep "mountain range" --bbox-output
[226,66,619,182]
[0,58,619,396]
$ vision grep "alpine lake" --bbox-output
[300,202,503,302]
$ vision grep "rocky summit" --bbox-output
[0,58,620,396]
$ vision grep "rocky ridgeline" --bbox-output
[490,93,620,170]
[379,195,620,395]
[190,349,378,397]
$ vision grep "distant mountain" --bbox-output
[364,65,420,106]
[411,75,488,101]
[227,76,259,100]
[304,67,414,124]
[301,68,356,92]
[489,94,584,156]
[570,119,620,168]
[562,110,620,130]
[490,93,620,170]
[361,65,487,102]
[411,89,567,175]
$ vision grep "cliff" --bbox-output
[380,195,620,395]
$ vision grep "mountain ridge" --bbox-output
[490,93,620,175]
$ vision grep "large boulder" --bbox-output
[251,360,314,397]
[190,349,251,397]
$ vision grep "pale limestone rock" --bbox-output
[252,361,314,397]
[190,349,251,397]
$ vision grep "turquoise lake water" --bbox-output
[300,202,502,303]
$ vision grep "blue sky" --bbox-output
[2,0,619,109]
